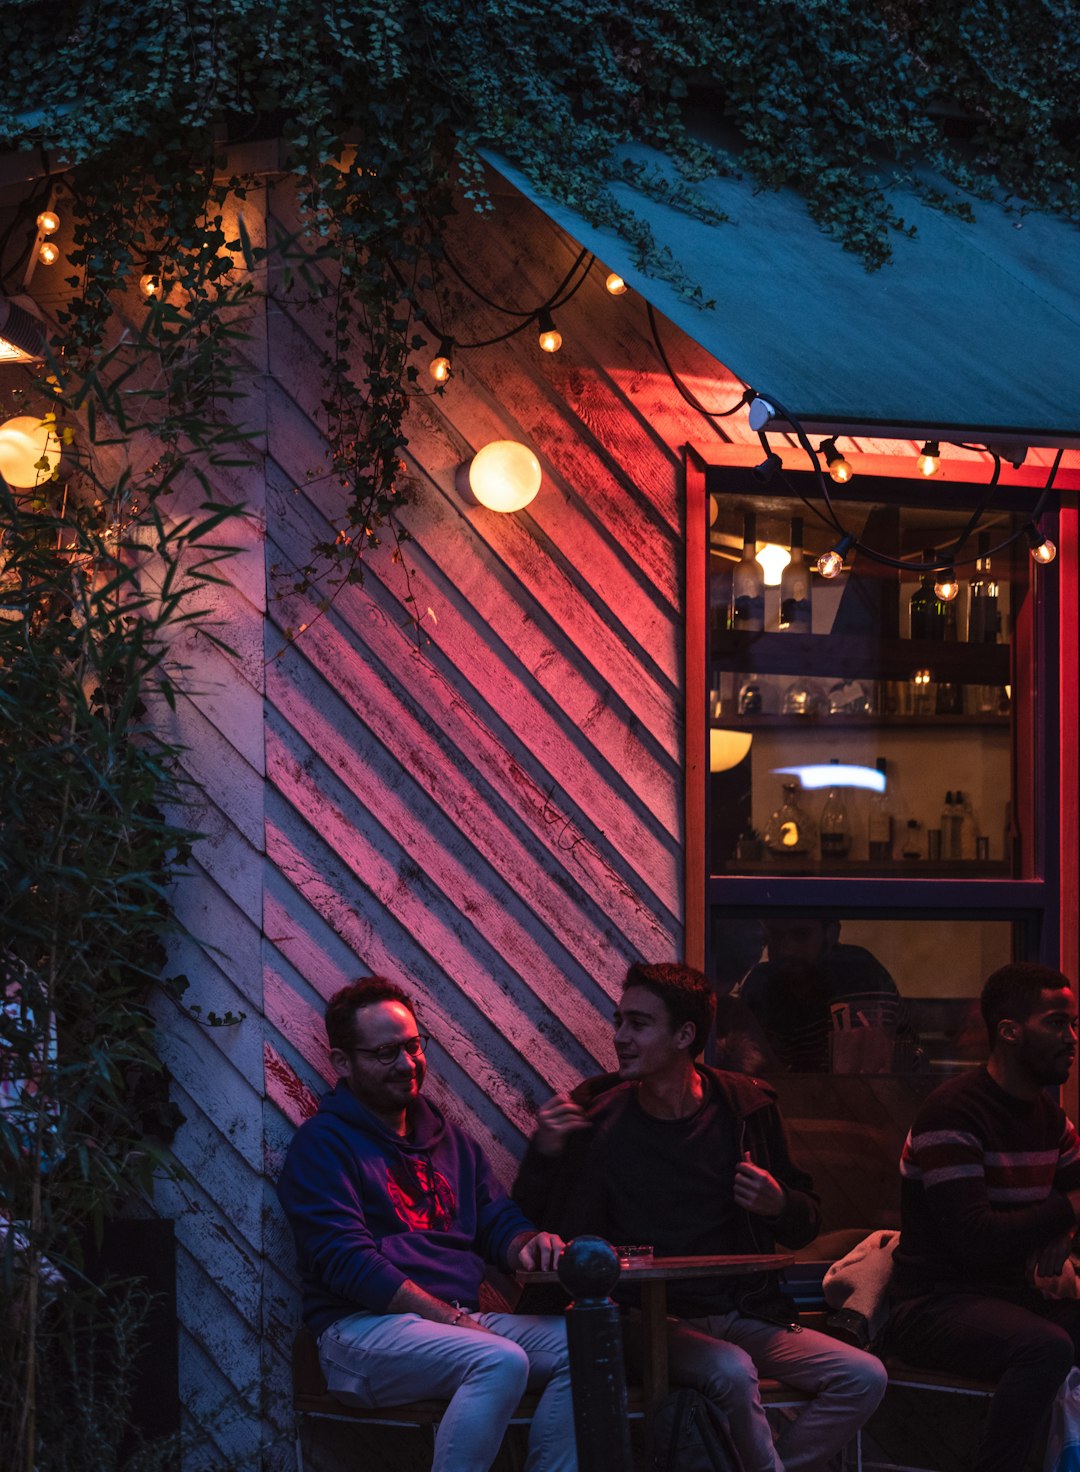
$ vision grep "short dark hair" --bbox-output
[624,962,716,1058]
[325,976,417,1053]
[981,962,1072,1047]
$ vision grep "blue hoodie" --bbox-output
[277,1080,536,1335]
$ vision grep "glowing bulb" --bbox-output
[934,568,960,601]
[605,272,628,296]
[536,309,561,354]
[710,729,753,773]
[139,273,160,297]
[820,437,852,484]
[917,440,940,477]
[38,241,59,266]
[755,542,791,586]
[816,549,844,579]
[708,494,719,527]
[912,667,932,687]
[467,440,542,513]
[430,354,451,383]
[36,210,60,235]
[0,415,63,488]
[1032,536,1057,565]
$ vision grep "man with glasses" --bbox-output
[277,976,575,1472]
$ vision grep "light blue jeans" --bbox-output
[318,1310,578,1472]
[662,1310,887,1471]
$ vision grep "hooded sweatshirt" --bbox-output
[277,1080,536,1335]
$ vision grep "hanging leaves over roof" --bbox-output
[0,0,1077,270]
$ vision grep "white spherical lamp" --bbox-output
[0,416,63,489]
[467,440,542,513]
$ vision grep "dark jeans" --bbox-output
[886,1287,1080,1472]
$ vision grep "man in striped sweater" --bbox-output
[887,962,1080,1472]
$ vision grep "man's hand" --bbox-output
[733,1154,786,1218]
[1036,1232,1074,1279]
[533,1094,590,1157]
[511,1230,566,1272]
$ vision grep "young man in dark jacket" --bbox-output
[514,962,886,1472]
[277,977,575,1472]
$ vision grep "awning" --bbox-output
[488,148,1080,447]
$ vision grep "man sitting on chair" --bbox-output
[514,961,886,1472]
[277,976,576,1472]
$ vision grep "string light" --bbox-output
[1025,523,1057,564]
[36,210,60,235]
[933,566,960,601]
[912,668,933,688]
[38,242,59,266]
[819,437,853,484]
[429,337,453,383]
[816,534,854,579]
[917,441,941,477]
[536,309,562,354]
[605,271,628,296]
[139,273,160,298]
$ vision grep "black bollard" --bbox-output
[558,1235,633,1472]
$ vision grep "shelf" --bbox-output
[716,859,1011,878]
[711,630,1011,684]
[710,714,1009,730]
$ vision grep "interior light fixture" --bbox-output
[819,437,853,485]
[933,566,960,601]
[773,763,886,793]
[0,295,47,362]
[429,337,453,383]
[536,309,562,354]
[604,272,628,296]
[0,414,63,489]
[1025,523,1057,564]
[917,441,941,477]
[36,210,60,235]
[463,439,542,513]
[816,533,854,579]
[710,729,753,773]
[755,542,791,586]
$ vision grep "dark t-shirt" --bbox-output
[601,1079,742,1315]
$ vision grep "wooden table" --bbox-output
[518,1251,794,1407]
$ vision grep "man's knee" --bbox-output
[678,1338,760,1402]
[1012,1320,1075,1384]
[839,1347,888,1409]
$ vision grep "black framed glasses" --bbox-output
[350,1034,429,1067]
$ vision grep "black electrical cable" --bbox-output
[647,302,754,425]
[441,243,590,320]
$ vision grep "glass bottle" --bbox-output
[708,557,733,644]
[737,672,764,715]
[967,532,1000,644]
[764,780,816,857]
[819,761,851,859]
[958,792,979,860]
[731,511,764,632]
[779,516,812,633]
[910,549,957,641]
[868,756,893,861]
[901,817,923,860]
[941,791,961,860]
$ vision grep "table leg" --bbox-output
[638,1280,669,1409]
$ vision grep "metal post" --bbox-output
[558,1235,633,1472]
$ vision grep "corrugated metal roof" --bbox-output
[488,148,1080,446]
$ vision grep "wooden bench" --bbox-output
[851,1360,998,1472]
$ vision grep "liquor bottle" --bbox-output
[958,792,979,860]
[901,818,923,860]
[868,757,893,861]
[967,532,1000,644]
[764,781,815,857]
[731,511,764,632]
[941,791,961,860]
[819,761,851,859]
[779,516,812,632]
[909,549,957,641]
[737,672,763,715]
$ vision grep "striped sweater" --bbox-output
[892,1066,1080,1297]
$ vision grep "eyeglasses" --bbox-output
[349,1034,430,1067]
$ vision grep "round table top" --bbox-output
[517,1251,793,1283]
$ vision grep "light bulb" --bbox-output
[815,534,853,579]
[429,338,453,383]
[820,437,853,484]
[536,309,561,354]
[1032,536,1057,565]
[36,210,60,235]
[467,439,542,512]
[38,241,59,265]
[0,414,63,488]
[139,273,160,297]
[605,272,628,296]
[756,542,791,586]
[912,667,933,687]
[934,568,960,601]
[917,440,940,477]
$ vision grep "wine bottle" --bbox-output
[820,761,851,859]
[779,516,812,633]
[731,511,764,632]
[910,549,957,641]
[868,757,893,861]
[967,532,1000,644]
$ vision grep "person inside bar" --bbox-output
[734,916,921,1073]
[514,961,887,1472]
[886,962,1080,1472]
[277,976,577,1472]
